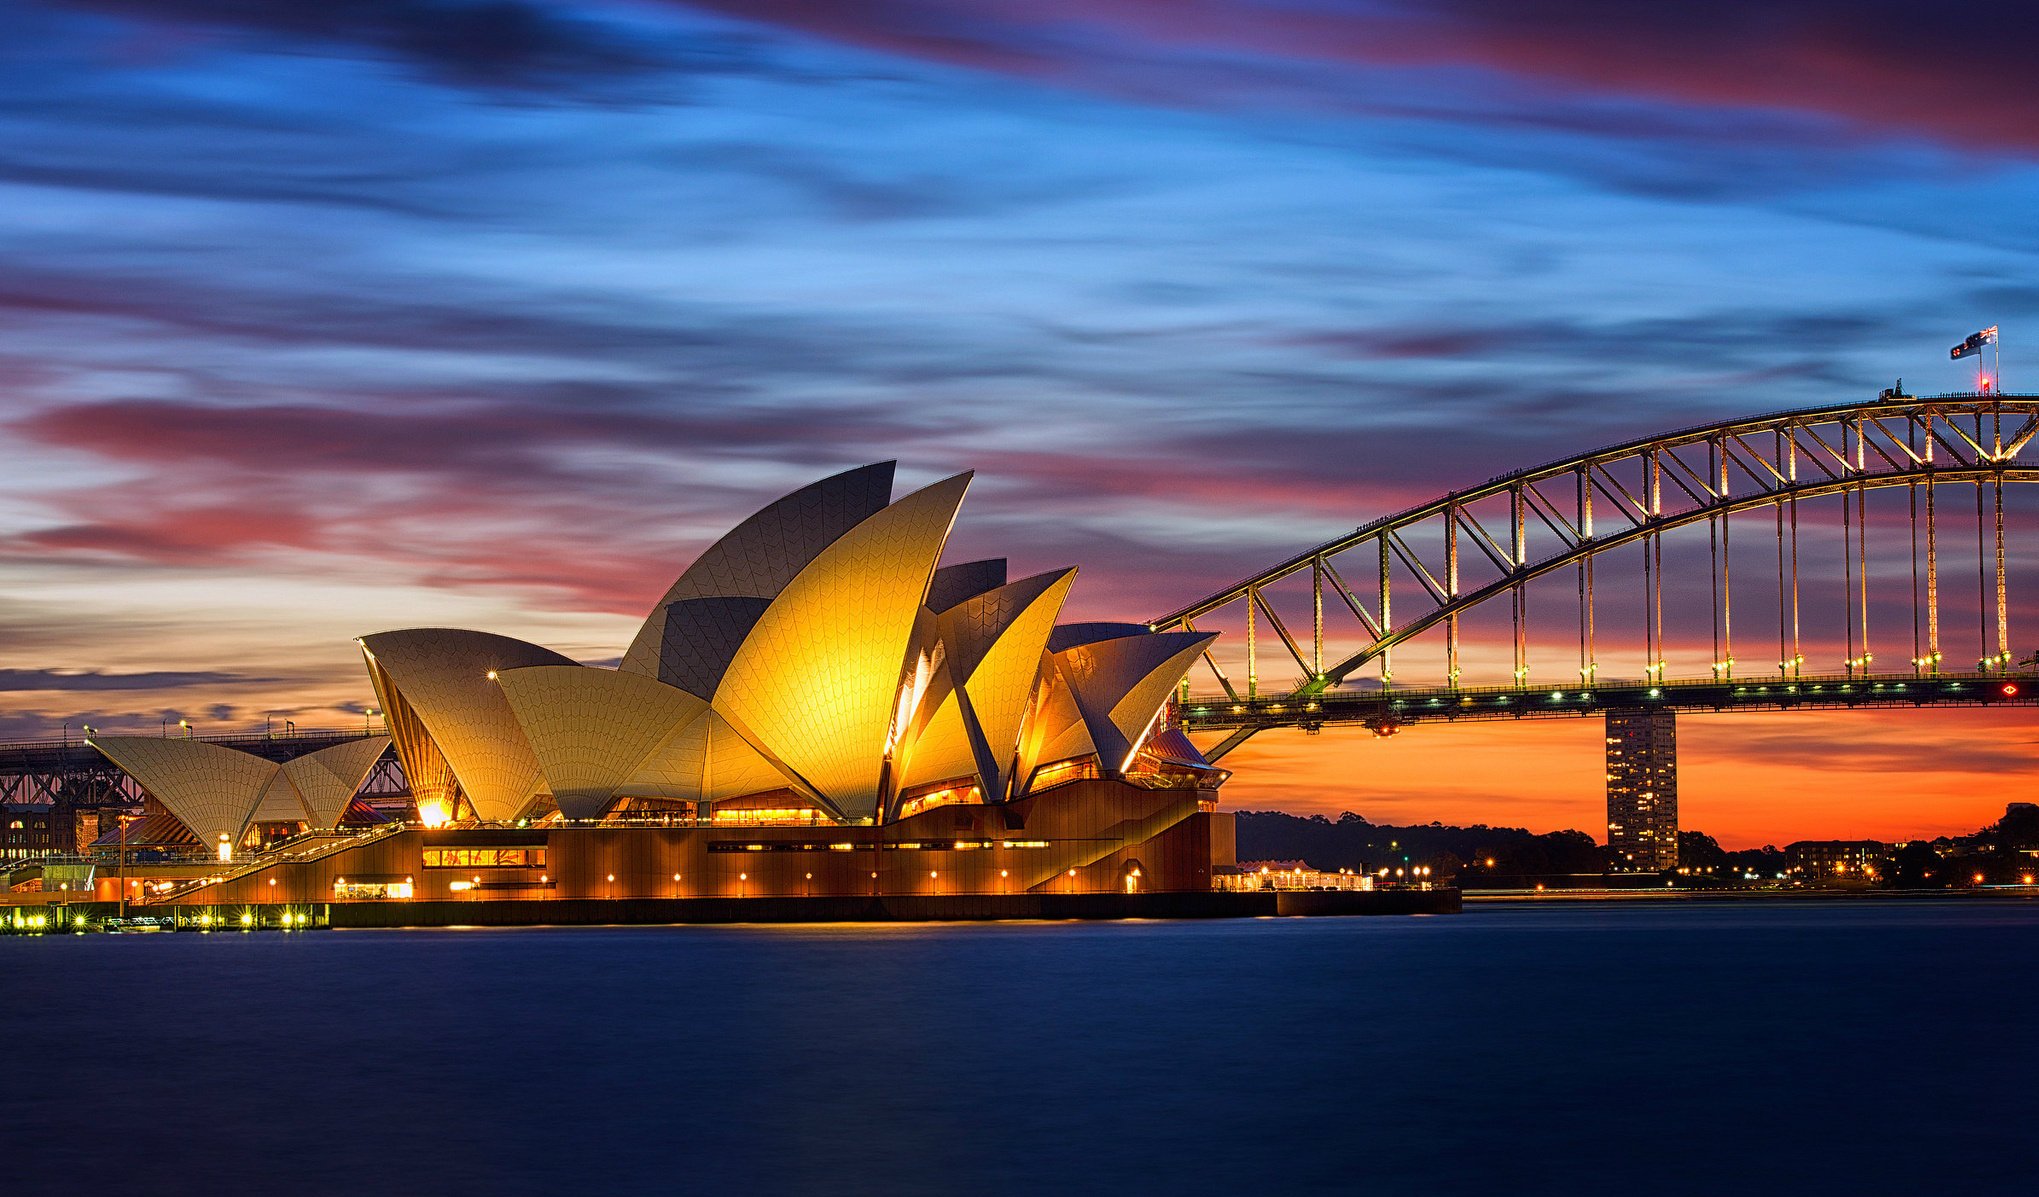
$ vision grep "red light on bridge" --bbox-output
[2001,683,2020,698]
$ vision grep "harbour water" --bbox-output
[7,900,2034,1195]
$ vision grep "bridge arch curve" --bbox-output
[1153,395,2039,718]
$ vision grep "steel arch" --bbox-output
[1152,394,2039,701]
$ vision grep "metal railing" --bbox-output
[139,821,409,905]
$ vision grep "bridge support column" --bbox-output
[1605,708,1678,873]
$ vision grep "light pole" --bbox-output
[179,719,191,739]
[364,708,380,735]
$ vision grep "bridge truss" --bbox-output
[1152,394,2039,757]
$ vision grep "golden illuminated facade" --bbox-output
[87,463,1235,903]
[355,463,1223,838]
[87,735,390,857]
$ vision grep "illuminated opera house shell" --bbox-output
[360,463,1218,827]
[86,735,392,851]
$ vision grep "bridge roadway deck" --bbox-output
[0,728,371,776]
[1177,671,2039,734]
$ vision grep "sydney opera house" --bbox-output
[75,464,1240,917]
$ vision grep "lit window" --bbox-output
[421,847,545,869]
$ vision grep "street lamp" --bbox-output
[179,719,192,739]
[364,707,380,735]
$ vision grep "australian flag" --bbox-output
[1951,326,1999,360]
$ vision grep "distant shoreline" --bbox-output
[1466,887,2039,904]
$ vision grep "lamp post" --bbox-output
[364,708,380,735]
[179,719,191,739]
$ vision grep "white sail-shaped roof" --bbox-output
[648,596,773,700]
[621,462,895,685]
[900,568,1074,800]
[248,771,313,825]
[281,736,391,828]
[1047,622,1152,652]
[495,666,710,820]
[701,711,799,803]
[358,629,574,823]
[926,558,1008,613]
[1044,630,1214,774]
[713,472,972,820]
[88,736,277,848]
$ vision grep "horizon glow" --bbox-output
[6,1,2039,848]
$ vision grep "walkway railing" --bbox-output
[139,821,409,905]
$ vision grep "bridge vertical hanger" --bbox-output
[1965,466,1981,664]
[1909,417,1923,676]
[1244,585,1257,698]
[1775,428,1789,679]
[1709,436,1725,680]
[1311,557,1323,680]
[1578,470,1596,683]
[1995,472,2009,667]
[1993,396,2010,669]
[1722,457,1734,681]
[1843,477,1855,675]
[1445,512,1461,687]
[1926,409,1940,672]
[1856,417,1871,673]
[1784,424,1804,677]
[1510,482,1526,687]
[1378,537,1393,687]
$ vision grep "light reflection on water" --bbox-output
[6,900,2035,1195]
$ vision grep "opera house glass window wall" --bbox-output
[87,463,1235,900]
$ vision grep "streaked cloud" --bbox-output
[3,0,2036,842]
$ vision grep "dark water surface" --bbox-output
[6,900,2035,1195]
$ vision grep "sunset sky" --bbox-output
[6,1,2039,847]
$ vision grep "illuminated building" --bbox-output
[1785,840,1885,880]
[88,463,1238,907]
[1606,708,1677,872]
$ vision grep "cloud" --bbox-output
[43,0,681,95]
[689,0,2039,154]
[0,667,274,691]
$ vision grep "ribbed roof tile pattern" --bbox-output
[281,736,392,828]
[88,736,278,848]
[702,711,797,803]
[1047,622,1153,653]
[714,472,971,819]
[653,595,772,700]
[496,666,710,819]
[1051,630,1215,772]
[358,629,574,823]
[925,558,1007,613]
[903,569,1074,800]
[248,770,313,825]
[621,462,894,680]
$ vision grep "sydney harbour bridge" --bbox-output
[6,391,2038,851]
[1155,391,2039,759]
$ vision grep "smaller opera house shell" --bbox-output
[96,463,1235,904]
